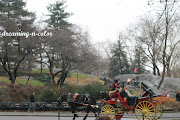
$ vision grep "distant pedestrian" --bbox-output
[134,67,137,74]
[164,90,170,98]
[176,90,180,101]
[28,91,35,112]
[134,80,137,87]
[135,76,139,87]
[127,78,130,85]
[130,78,132,85]
[121,80,125,88]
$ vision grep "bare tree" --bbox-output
[149,0,180,89]
[0,4,39,87]
[128,18,163,75]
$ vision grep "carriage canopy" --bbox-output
[141,81,162,97]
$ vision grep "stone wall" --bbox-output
[114,74,180,98]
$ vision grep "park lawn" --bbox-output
[16,78,45,86]
[71,73,89,79]
[21,69,50,74]
[0,71,103,86]
[20,70,103,83]
[0,76,45,86]
[65,73,104,85]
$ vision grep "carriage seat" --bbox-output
[100,91,127,102]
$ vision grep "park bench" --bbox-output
[19,102,30,107]
[35,102,47,108]
[0,101,15,110]
[19,102,30,110]
[52,102,58,107]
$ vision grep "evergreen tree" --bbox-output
[109,39,130,78]
[132,46,148,74]
[45,0,73,85]
[46,0,72,29]
[0,0,31,18]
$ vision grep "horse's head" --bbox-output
[83,94,96,105]
[57,94,68,107]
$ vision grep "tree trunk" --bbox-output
[57,69,66,86]
[153,63,156,75]
[26,64,31,86]
[166,66,171,77]
[157,64,166,90]
[155,65,160,76]
[40,53,43,76]
[158,1,168,89]
[49,59,56,84]
[49,69,55,84]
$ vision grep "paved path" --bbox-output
[0,112,180,120]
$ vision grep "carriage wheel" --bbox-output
[101,104,115,119]
[135,101,156,120]
[153,100,163,119]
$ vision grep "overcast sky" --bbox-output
[26,0,149,43]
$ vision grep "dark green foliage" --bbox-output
[0,80,109,102]
[0,0,34,18]
[132,47,148,74]
[62,82,109,100]
[38,74,51,82]
[109,40,130,77]
[66,72,71,77]
[40,89,57,103]
[46,0,72,29]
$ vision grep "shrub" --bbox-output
[153,96,180,111]
[0,82,43,102]
[38,74,51,82]
[0,82,11,101]
[62,82,109,100]
[40,89,57,103]
[66,72,71,77]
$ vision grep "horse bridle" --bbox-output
[84,94,90,102]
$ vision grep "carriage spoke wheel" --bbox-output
[101,104,115,119]
[152,100,163,119]
[135,101,156,120]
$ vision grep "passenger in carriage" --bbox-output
[110,79,120,91]
[108,79,121,102]
[120,85,137,107]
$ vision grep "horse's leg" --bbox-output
[83,105,90,120]
[91,106,97,118]
[72,105,78,120]
[72,107,76,120]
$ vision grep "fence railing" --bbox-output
[0,101,102,111]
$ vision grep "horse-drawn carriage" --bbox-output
[100,80,163,120]
[57,80,163,120]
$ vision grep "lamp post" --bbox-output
[77,72,79,85]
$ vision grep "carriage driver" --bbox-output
[109,79,121,102]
